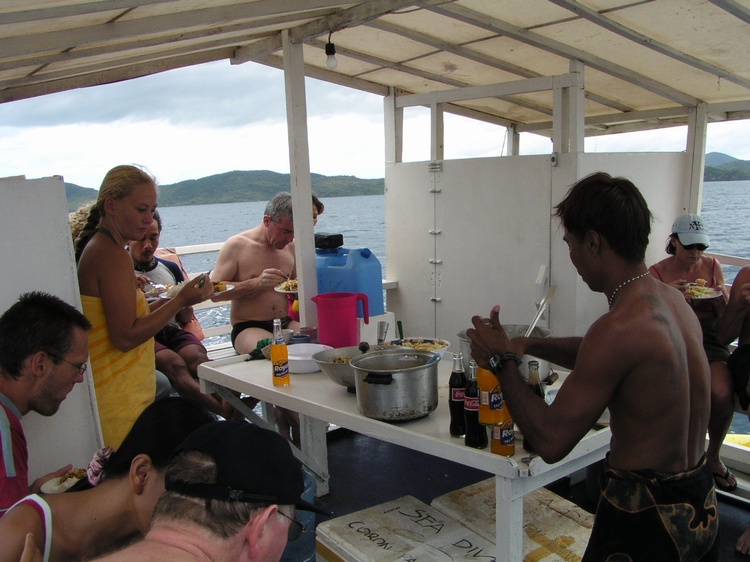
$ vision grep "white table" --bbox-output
[199,355,610,562]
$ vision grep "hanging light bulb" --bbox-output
[325,31,338,70]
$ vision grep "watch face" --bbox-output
[488,354,500,369]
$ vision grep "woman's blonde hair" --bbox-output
[74,165,156,261]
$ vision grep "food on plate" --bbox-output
[213,281,227,292]
[685,283,720,299]
[144,284,169,296]
[164,282,183,298]
[276,278,298,292]
[695,278,707,286]
[41,468,86,494]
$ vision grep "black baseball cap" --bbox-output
[165,421,329,515]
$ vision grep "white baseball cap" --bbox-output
[671,213,710,247]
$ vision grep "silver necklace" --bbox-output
[608,271,650,308]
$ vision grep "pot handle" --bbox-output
[363,372,393,385]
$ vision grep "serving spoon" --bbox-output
[524,285,557,338]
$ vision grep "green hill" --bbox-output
[65,154,748,212]
[704,152,750,181]
[65,170,384,212]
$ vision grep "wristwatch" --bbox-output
[488,351,522,371]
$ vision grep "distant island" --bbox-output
[65,170,384,213]
[65,152,749,213]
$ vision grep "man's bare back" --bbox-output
[588,277,710,472]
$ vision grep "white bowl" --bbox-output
[288,343,333,373]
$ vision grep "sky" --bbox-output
[0,59,748,189]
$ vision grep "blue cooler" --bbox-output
[315,233,385,317]
[281,467,316,562]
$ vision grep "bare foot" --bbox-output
[737,524,750,555]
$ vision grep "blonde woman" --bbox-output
[75,165,214,448]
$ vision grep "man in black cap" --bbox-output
[92,421,327,561]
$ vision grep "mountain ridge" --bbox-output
[64,153,750,212]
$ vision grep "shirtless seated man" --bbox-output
[212,192,301,444]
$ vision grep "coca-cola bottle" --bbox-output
[448,352,467,437]
[523,360,545,453]
[464,360,488,449]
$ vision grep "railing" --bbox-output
[168,244,748,351]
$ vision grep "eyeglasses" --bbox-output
[681,242,708,251]
[278,510,306,541]
[49,354,88,376]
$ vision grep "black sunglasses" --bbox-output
[278,511,306,541]
[681,242,708,251]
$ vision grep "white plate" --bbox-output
[685,285,721,299]
[274,280,298,294]
[143,283,168,297]
[41,471,85,494]
[213,284,234,297]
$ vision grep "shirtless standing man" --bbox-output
[212,192,301,444]
[212,192,300,355]
[468,172,718,561]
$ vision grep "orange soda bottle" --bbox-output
[478,366,502,425]
[484,369,515,456]
[271,318,290,386]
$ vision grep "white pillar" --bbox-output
[431,102,445,162]
[384,87,403,164]
[685,103,708,214]
[282,29,317,326]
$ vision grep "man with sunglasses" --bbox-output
[0,291,91,516]
[649,213,734,493]
[92,420,329,561]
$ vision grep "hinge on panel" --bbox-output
[428,259,443,264]
[428,229,441,235]
[430,297,443,303]
[427,161,443,173]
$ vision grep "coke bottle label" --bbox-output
[451,388,465,401]
[464,397,479,411]
[489,389,504,410]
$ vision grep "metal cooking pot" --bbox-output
[350,349,440,421]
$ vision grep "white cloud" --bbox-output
[0,60,747,188]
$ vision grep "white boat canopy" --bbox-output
[2,0,749,137]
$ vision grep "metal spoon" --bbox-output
[524,285,557,338]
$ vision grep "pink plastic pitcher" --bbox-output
[312,292,370,348]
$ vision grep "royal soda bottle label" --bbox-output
[499,424,515,446]
[273,361,289,379]
[489,387,504,410]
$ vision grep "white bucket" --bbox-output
[457,325,551,381]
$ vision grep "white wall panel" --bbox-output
[0,176,101,480]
